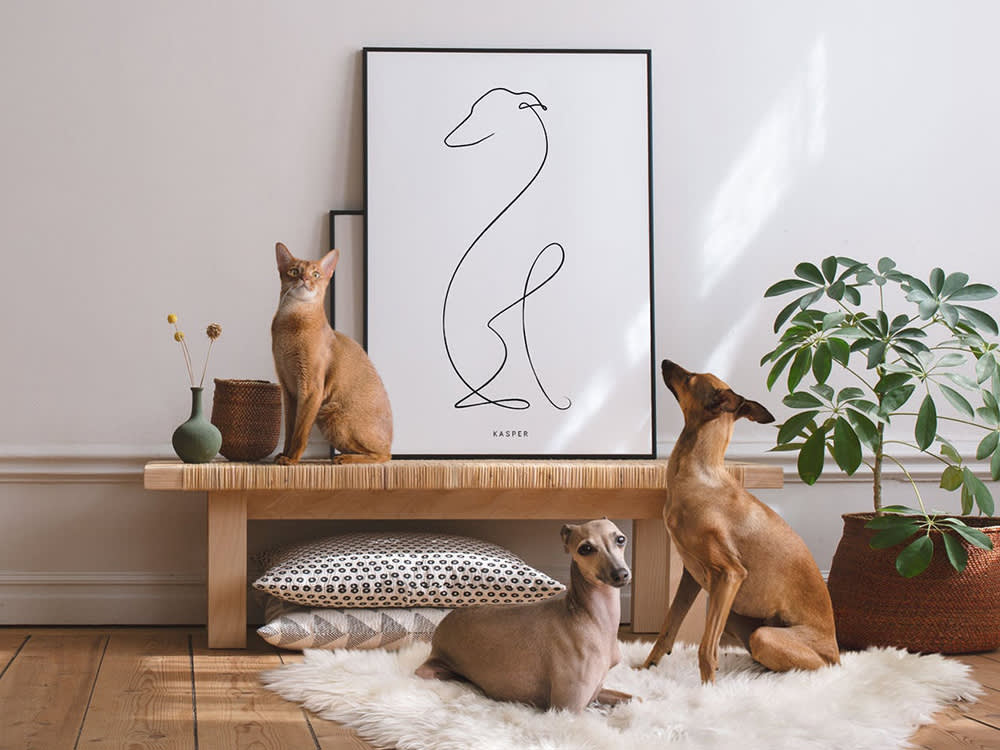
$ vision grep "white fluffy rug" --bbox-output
[261,641,980,750]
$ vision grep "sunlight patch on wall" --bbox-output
[699,37,828,299]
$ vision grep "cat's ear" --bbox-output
[275,243,294,273]
[319,248,341,278]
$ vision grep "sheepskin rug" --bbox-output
[261,641,980,750]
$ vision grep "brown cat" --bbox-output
[271,242,392,464]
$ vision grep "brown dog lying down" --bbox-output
[643,360,840,683]
[416,519,635,712]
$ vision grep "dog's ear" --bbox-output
[560,524,574,552]
[737,399,775,423]
[711,389,775,423]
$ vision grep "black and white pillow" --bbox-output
[252,531,564,608]
[257,595,450,651]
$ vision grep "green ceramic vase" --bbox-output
[172,387,222,463]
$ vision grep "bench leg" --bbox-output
[631,518,669,633]
[207,491,247,648]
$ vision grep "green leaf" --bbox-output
[821,256,838,283]
[942,531,969,572]
[844,285,862,305]
[810,383,835,402]
[788,347,813,391]
[812,342,832,384]
[822,311,846,330]
[875,372,913,394]
[976,354,997,384]
[881,384,916,413]
[948,283,998,302]
[777,411,819,445]
[977,431,999,461]
[940,303,959,327]
[895,535,934,578]
[915,394,937,451]
[783,392,824,409]
[878,504,924,514]
[938,384,975,419]
[940,518,995,550]
[869,520,922,549]
[766,349,797,390]
[799,288,825,310]
[941,442,963,463]
[798,429,827,485]
[833,417,863,474]
[795,262,826,285]
[983,390,1000,424]
[955,305,999,335]
[962,484,975,515]
[992,447,1000,482]
[846,409,879,449]
[963,468,995,516]
[866,341,887,369]
[940,465,964,491]
[827,280,846,300]
[765,278,818,297]
[918,299,940,320]
[930,268,945,295]
[773,296,805,333]
[838,387,865,403]
[941,272,970,298]
[877,257,896,274]
[828,338,851,366]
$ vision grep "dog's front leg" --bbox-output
[642,567,701,668]
[699,561,747,684]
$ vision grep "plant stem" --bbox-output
[893,413,993,431]
[199,340,215,388]
[881,440,952,465]
[874,421,885,512]
[884,453,930,517]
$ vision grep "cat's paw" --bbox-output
[275,454,298,466]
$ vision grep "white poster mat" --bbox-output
[365,48,654,457]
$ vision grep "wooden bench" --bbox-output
[144,459,783,648]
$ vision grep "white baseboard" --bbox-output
[0,571,207,625]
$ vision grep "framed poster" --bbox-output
[364,48,655,458]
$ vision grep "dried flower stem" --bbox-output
[199,339,215,388]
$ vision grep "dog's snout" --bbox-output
[610,567,631,586]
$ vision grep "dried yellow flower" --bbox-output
[206,323,222,340]
[167,313,178,324]
[174,331,185,341]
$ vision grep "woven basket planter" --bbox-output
[210,379,282,461]
[827,512,1000,654]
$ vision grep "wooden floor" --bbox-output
[1,627,998,750]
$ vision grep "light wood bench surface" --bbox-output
[144,459,783,648]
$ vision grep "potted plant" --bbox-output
[761,256,1000,653]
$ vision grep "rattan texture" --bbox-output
[828,513,1000,654]
[210,379,282,461]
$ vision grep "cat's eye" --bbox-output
[312,271,320,278]
[288,268,300,277]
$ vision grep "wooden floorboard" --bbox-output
[75,629,197,750]
[0,626,997,750]
[0,632,108,750]
[190,630,322,750]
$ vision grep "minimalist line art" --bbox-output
[441,87,572,412]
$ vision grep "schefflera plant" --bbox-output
[761,256,997,577]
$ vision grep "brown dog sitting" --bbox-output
[642,360,840,683]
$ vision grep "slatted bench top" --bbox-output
[143,459,783,492]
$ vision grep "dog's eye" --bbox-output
[616,535,627,546]
[577,543,594,555]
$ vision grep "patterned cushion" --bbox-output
[257,596,450,651]
[252,531,564,608]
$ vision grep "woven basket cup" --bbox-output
[210,379,282,461]
[827,512,1000,654]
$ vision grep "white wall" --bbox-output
[2,0,998,623]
